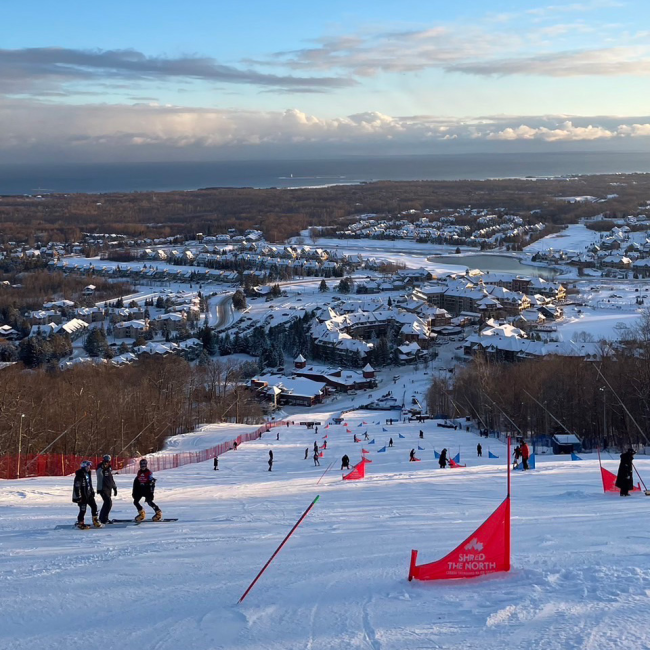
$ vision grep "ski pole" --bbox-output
[238,495,320,604]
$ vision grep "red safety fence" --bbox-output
[0,421,285,480]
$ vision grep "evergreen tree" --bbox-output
[84,328,108,357]
[319,279,328,292]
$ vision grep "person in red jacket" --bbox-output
[520,441,530,471]
[132,459,162,521]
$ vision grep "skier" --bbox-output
[96,454,117,524]
[72,460,101,529]
[304,447,309,460]
[213,457,219,471]
[520,441,530,471]
[133,459,162,522]
[616,448,635,497]
[477,443,482,458]
[388,438,394,447]
[268,450,274,472]
[409,449,416,462]
[313,450,321,466]
[341,454,350,470]
[439,448,448,469]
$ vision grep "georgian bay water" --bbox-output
[1,151,650,195]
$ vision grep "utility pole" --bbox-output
[16,414,25,479]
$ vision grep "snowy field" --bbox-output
[3,413,650,650]
[525,225,602,254]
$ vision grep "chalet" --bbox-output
[114,319,149,339]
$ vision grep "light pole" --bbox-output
[16,414,25,479]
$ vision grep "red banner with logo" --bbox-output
[409,497,510,581]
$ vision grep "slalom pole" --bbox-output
[316,461,334,485]
[507,437,511,498]
[238,495,320,604]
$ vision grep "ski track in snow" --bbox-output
[2,413,650,649]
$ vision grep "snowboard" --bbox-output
[110,518,179,524]
[55,523,130,530]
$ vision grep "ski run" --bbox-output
[2,412,650,650]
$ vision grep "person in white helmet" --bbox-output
[72,460,101,529]
[97,454,117,524]
[132,458,162,522]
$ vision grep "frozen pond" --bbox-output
[431,253,559,278]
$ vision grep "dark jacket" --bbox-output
[72,468,94,503]
[96,462,116,493]
[616,450,635,491]
[439,449,448,468]
[132,468,156,499]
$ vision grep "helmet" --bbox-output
[139,459,148,469]
[102,454,111,462]
[81,460,92,470]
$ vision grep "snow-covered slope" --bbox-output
[2,413,650,650]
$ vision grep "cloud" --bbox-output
[0,98,649,162]
[0,47,355,96]
[449,47,650,77]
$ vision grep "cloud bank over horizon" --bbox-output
[1,100,649,163]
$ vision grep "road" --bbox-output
[208,293,235,330]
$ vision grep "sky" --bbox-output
[2,0,650,163]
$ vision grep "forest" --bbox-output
[2,173,649,245]
[0,356,263,461]
[427,313,650,451]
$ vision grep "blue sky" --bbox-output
[2,0,650,162]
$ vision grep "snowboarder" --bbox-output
[268,450,273,472]
[439,448,448,469]
[304,448,309,460]
[72,460,101,529]
[477,443,482,458]
[276,432,280,441]
[341,454,350,470]
[409,449,416,462]
[388,438,394,447]
[364,432,369,441]
[96,454,117,524]
[513,445,521,469]
[313,441,319,454]
[520,442,530,471]
[315,426,318,435]
[353,434,359,443]
[214,457,219,470]
[322,440,327,450]
[419,430,424,439]
[233,441,238,451]
[313,450,320,466]
[133,459,162,522]
[616,448,635,496]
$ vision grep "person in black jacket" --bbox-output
[477,443,482,457]
[268,450,274,472]
[409,449,416,462]
[72,460,101,528]
[616,448,635,496]
[96,454,117,524]
[133,459,162,521]
[341,454,350,470]
[439,448,448,469]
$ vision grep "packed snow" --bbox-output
[3,412,650,650]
